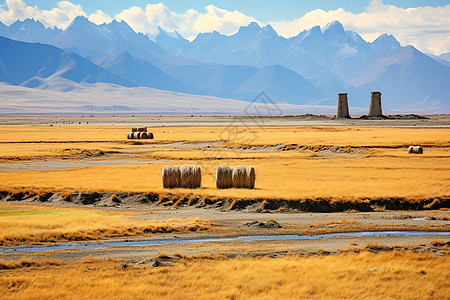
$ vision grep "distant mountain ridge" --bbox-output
[0,17,449,112]
[0,36,135,90]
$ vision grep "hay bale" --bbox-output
[180,165,201,188]
[140,132,149,139]
[232,166,247,188]
[137,127,147,132]
[245,166,255,189]
[132,127,138,132]
[133,132,141,139]
[148,132,154,139]
[408,145,423,154]
[216,165,233,189]
[127,132,134,139]
[162,166,181,188]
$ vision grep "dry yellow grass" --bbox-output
[0,251,448,299]
[0,125,447,146]
[0,205,214,246]
[0,126,448,200]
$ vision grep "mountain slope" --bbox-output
[96,51,186,92]
[152,26,189,56]
[350,46,450,110]
[232,65,327,104]
[0,36,136,88]
[162,64,259,98]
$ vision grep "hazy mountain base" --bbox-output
[0,83,353,115]
[1,82,442,115]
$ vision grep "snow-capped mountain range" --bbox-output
[0,16,449,113]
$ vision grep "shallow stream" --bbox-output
[1,231,449,254]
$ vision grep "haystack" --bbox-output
[180,165,201,188]
[216,165,233,189]
[232,166,248,188]
[245,166,256,189]
[408,145,423,154]
[162,166,181,188]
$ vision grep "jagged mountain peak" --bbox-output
[10,18,45,30]
[246,21,261,29]
[105,19,136,37]
[263,24,277,35]
[156,26,185,40]
[236,21,261,34]
[372,33,401,47]
[236,21,278,37]
[65,15,97,31]
[322,20,345,34]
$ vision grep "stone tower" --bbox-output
[368,91,383,117]
[336,93,350,118]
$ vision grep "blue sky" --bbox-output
[15,0,449,22]
[1,0,449,54]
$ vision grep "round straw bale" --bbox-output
[407,146,413,154]
[409,145,423,154]
[232,166,247,188]
[216,165,233,189]
[162,165,181,188]
[132,127,138,132]
[137,127,147,132]
[147,132,154,139]
[140,132,149,139]
[127,132,134,139]
[133,132,141,139]
[180,165,201,188]
[245,166,255,189]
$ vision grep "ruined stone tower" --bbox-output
[336,93,350,118]
[368,91,383,117]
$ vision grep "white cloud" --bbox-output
[0,0,449,54]
[269,0,450,55]
[40,1,85,28]
[115,3,188,34]
[192,5,256,35]
[0,0,40,23]
[115,3,255,36]
[0,0,109,29]
[88,10,112,25]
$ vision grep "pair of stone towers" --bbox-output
[337,92,382,118]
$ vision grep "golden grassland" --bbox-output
[1,251,449,299]
[0,125,448,146]
[0,126,448,200]
[0,205,214,246]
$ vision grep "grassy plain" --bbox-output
[1,251,449,299]
[0,126,448,200]
[0,205,214,246]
